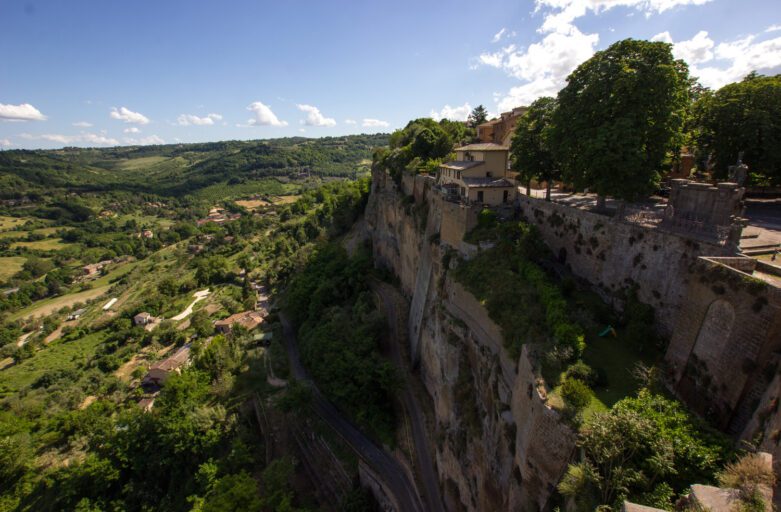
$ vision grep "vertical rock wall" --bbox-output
[366,168,575,510]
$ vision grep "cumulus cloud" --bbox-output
[124,134,165,145]
[653,30,714,63]
[476,27,599,109]
[362,118,390,128]
[654,30,781,89]
[0,103,47,121]
[72,121,92,128]
[344,119,357,125]
[176,113,222,126]
[21,132,119,146]
[110,106,150,125]
[0,138,12,147]
[124,127,140,134]
[474,0,715,111]
[430,103,472,122]
[245,102,287,127]
[535,0,713,35]
[297,104,336,127]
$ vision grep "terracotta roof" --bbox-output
[215,311,264,331]
[150,345,190,372]
[463,177,516,188]
[440,161,484,170]
[454,143,509,152]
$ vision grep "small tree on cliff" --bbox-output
[552,39,690,209]
[467,105,489,128]
[510,96,559,200]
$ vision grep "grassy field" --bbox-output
[0,216,28,231]
[0,256,26,281]
[113,156,171,171]
[11,238,70,251]
[0,331,106,394]
[10,285,110,321]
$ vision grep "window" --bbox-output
[477,191,484,203]
[486,172,492,178]
[503,190,509,203]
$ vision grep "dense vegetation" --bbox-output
[0,134,386,198]
[373,117,474,180]
[285,245,399,444]
[0,132,383,511]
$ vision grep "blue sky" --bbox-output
[1,0,780,149]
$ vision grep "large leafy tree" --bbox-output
[695,73,781,184]
[553,39,690,206]
[510,97,559,200]
[468,105,489,128]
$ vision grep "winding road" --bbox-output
[372,281,446,512]
[279,313,425,512]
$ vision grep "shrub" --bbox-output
[718,453,775,508]
[565,360,596,386]
[560,378,592,412]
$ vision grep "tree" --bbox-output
[468,105,489,128]
[511,97,559,199]
[553,39,690,208]
[696,73,781,184]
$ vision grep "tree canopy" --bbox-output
[468,105,489,128]
[695,73,781,184]
[553,38,690,202]
[510,96,559,199]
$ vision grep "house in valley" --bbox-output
[143,345,191,386]
[214,311,264,334]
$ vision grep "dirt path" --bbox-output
[44,320,77,344]
[16,331,34,347]
[170,289,210,321]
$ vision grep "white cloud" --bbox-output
[245,102,287,127]
[430,103,472,122]
[72,121,92,128]
[657,30,781,89]
[124,134,165,145]
[0,103,47,121]
[477,26,599,110]
[176,113,222,126]
[297,104,336,127]
[124,127,140,134]
[110,106,150,125]
[491,28,517,43]
[21,132,118,146]
[362,118,390,128]
[766,25,781,34]
[535,0,713,35]
[344,119,357,125]
[0,138,12,147]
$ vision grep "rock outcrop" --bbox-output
[365,168,575,510]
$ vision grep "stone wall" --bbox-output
[517,194,727,336]
[367,168,576,511]
[666,256,781,434]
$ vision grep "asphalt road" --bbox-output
[372,281,446,512]
[279,313,425,512]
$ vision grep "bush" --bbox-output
[564,360,596,386]
[560,378,592,412]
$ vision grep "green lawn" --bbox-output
[0,216,28,231]
[0,331,106,395]
[0,256,26,281]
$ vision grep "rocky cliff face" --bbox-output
[365,169,575,511]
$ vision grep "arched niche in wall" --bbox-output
[691,298,736,375]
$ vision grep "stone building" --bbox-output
[436,143,516,206]
[476,107,528,146]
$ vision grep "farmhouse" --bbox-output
[143,345,191,386]
[133,312,155,326]
[214,311,264,334]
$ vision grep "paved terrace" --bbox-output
[520,186,781,255]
